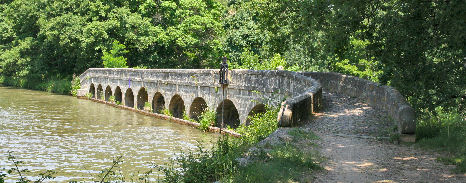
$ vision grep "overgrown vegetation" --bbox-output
[159,104,321,182]
[235,106,279,144]
[70,75,81,96]
[109,95,116,103]
[182,112,192,122]
[161,109,172,117]
[198,110,216,132]
[416,107,465,173]
[144,102,152,111]
[0,76,72,95]
[102,41,129,68]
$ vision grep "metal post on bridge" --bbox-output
[219,57,229,133]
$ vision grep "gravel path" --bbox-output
[305,92,465,183]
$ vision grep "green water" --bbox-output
[0,87,217,181]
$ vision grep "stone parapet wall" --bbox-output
[302,72,415,134]
[79,68,322,128]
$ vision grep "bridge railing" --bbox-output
[302,72,416,134]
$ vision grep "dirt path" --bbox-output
[305,92,465,183]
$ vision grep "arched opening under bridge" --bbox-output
[246,104,266,125]
[89,84,95,98]
[216,99,240,129]
[114,87,122,104]
[137,87,148,110]
[189,97,208,121]
[96,84,103,100]
[105,86,112,101]
[125,88,134,108]
[169,94,185,118]
[152,92,165,114]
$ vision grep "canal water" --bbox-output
[0,87,217,181]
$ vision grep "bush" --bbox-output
[160,105,323,182]
[70,75,81,96]
[162,109,172,117]
[109,96,116,103]
[144,102,152,111]
[416,107,465,173]
[230,49,301,71]
[236,106,279,144]
[183,112,192,121]
[199,110,216,131]
[161,136,240,183]
[161,105,286,182]
[0,76,72,95]
[102,41,129,68]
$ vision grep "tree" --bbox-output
[102,40,128,68]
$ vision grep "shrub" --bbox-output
[162,109,172,117]
[161,136,240,183]
[199,110,216,132]
[109,96,116,103]
[144,102,152,111]
[70,75,81,96]
[416,107,465,173]
[102,40,129,68]
[183,112,193,121]
[236,106,279,144]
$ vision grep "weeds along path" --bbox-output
[306,92,465,183]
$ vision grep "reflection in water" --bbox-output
[0,87,217,181]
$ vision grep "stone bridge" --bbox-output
[77,68,322,128]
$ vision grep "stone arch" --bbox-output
[137,87,148,110]
[152,92,165,114]
[96,84,103,100]
[246,104,266,125]
[114,86,122,104]
[89,83,96,98]
[216,99,240,129]
[189,97,208,121]
[125,88,134,108]
[105,86,112,101]
[169,94,185,118]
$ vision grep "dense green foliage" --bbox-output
[1,0,463,112]
[416,107,465,173]
[198,109,216,131]
[102,40,129,68]
[70,75,81,96]
[0,0,225,92]
[225,0,464,112]
[235,105,279,144]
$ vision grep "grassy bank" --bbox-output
[416,107,465,173]
[160,107,322,182]
[0,76,72,95]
